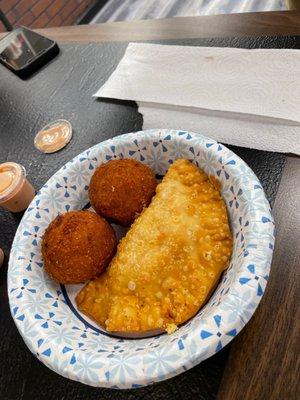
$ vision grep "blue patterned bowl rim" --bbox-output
[8,129,274,388]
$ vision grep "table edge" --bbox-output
[0,11,299,43]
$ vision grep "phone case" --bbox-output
[16,42,60,79]
[0,28,59,79]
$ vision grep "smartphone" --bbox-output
[0,26,59,79]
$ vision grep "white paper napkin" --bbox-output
[94,43,300,154]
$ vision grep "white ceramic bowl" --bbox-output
[8,129,274,388]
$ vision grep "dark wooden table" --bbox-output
[0,11,299,400]
[36,10,300,42]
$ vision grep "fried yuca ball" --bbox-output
[89,159,157,226]
[42,210,117,284]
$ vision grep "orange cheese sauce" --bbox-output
[34,121,72,153]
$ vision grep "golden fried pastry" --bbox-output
[42,210,117,284]
[89,159,157,226]
[76,160,232,333]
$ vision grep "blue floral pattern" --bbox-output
[8,129,274,389]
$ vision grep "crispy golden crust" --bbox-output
[42,211,117,284]
[89,159,157,226]
[76,160,232,333]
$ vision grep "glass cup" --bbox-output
[0,162,35,212]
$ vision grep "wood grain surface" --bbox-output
[217,156,300,400]
[0,11,298,43]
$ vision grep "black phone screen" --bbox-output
[0,27,55,71]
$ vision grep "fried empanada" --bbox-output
[76,159,232,334]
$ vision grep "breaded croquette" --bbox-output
[42,210,117,284]
[89,159,157,226]
[76,160,232,334]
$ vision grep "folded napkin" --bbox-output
[94,43,300,154]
